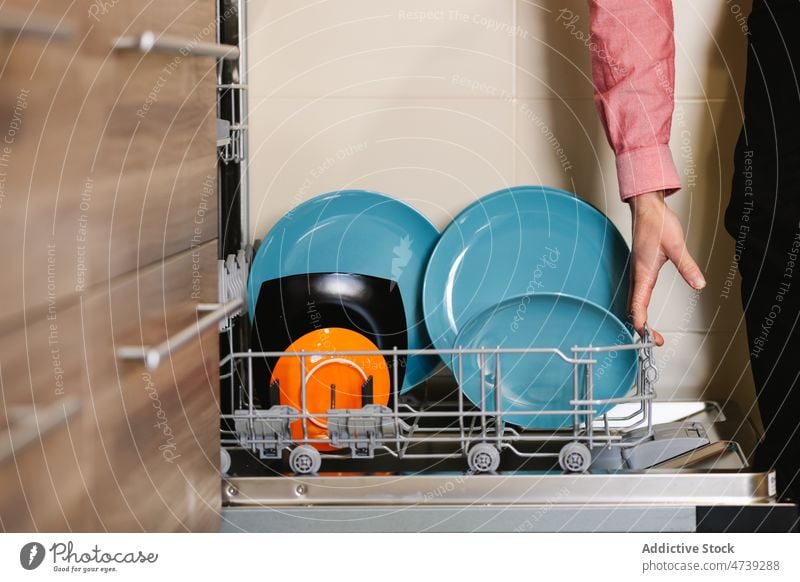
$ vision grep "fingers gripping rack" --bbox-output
[639,326,660,391]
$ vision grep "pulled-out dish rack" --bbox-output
[215,266,791,533]
[220,325,663,475]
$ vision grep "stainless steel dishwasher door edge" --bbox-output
[219,505,698,532]
[222,470,775,507]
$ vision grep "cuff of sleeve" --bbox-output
[615,144,682,201]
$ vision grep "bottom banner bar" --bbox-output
[1,533,798,580]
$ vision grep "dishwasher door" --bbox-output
[217,371,798,533]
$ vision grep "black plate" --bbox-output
[249,273,408,406]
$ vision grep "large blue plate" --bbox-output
[248,190,440,392]
[453,293,638,429]
[422,185,630,352]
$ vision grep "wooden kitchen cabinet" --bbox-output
[82,0,219,286]
[0,242,220,532]
[0,295,90,531]
[0,0,218,322]
[0,2,107,322]
[83,241,220,532]
[0,0,223,532]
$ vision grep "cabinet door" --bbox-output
[0,0,224,532]
[0,0,219,321]
[83,241,220,531]
[0,297,89,532]
[80,0,219,285]
[0,1,108,322]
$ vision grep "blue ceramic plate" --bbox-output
[453,292,638,430]
[422,185,630,352]
[248,190,440,392]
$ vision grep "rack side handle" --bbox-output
[113,31,240,61]
[0,11,76,41]
[0,397,81,464]
[116,297,243,370]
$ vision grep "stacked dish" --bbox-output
[248,185,637,439]
[422,186,637,429]
[248,190,440,447]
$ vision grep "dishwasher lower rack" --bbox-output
[220,400,791,532]
[219,331,661,475]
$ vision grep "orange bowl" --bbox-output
[270,327,390,451]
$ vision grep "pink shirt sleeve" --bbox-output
[588,0,681,201]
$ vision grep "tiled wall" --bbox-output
[247,0,758,417]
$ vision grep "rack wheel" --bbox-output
[467,443,501,473]
[220,448,231,475]
[559,442,592,473]
[289,445,321,475]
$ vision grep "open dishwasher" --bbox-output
[210,296,796,532]
[212,0,797,534]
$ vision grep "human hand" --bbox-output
[628,191,706,346]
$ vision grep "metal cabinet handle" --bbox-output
[0,11,75,41]
[113,31,240,61]
[116,297,243,370]
[0,396,81,464]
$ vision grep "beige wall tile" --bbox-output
[247,0,515,98]
[248,97,515,238]
[516,0,593,100]
[673,0,751,100]
[655,331,757,426]
[513,97,616,207]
